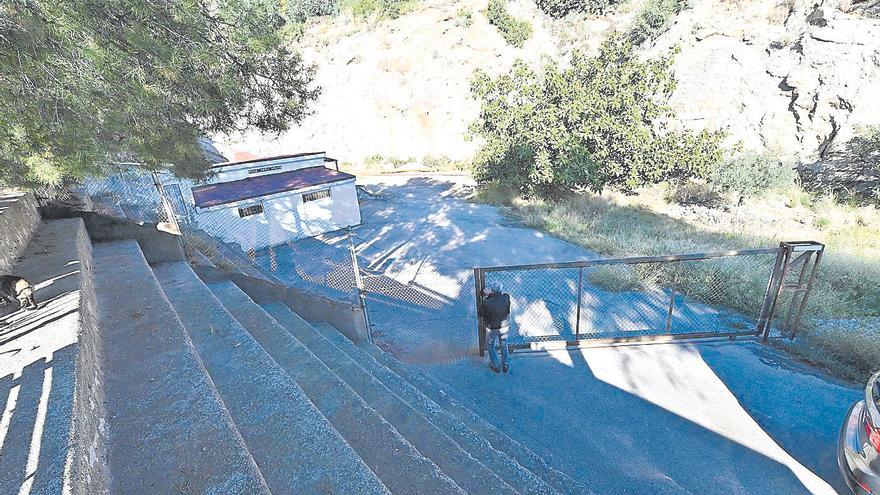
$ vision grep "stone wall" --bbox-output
[0,192,41,272]
[193,264,371,343]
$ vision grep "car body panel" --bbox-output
[839,371,880,495]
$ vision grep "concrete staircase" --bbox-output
[0,194,590,494]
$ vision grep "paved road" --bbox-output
[262,175,778,362]
[263,174,858,494]
[420,340,860,495]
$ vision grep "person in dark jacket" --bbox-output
[480,282,511,373]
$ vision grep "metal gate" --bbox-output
[474,242,824,355]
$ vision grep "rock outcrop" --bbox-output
[652,0,880,164]
[221,0,880,172]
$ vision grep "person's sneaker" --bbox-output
[489,364,500,373]
[502,364,509,373]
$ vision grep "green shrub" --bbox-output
[486,0,533,48]
[286,0,340,22]
[709,152,798,198]
[667,180,722,206]
[456,6,474,27]
[470,36,724,196]
[535,0,616,16]
[341,0,417,18]
[852,125,880,158]
[628,0,689,45]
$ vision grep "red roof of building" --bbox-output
[192,166,355,208]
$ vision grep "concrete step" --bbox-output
[261,302,519,495]
[93,241,269,494]
[208,280,465,495]
[313,325,592,495]
[154,262,388,495]
[0,218,103,494]
[303,319,562,495]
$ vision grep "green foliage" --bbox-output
[341,0,417,18]
[456,7,474,27]
[852,125,880,158]
[486,0,533,48]
[709,152,799,197]
[470,36,724,196]
[628,0,689,45]
[0,0,319,188]
[535,0,616,16]
[285,0,340,22]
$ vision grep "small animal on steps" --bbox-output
[0,275,38,311]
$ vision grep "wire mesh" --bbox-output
[80,171,171,224]
[362,259,477,363]
[77,171,846,364]
[482,252,780,347]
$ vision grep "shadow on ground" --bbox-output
[419,340,859,495]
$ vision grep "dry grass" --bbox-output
[472,182,880,381]
[339,155,470,176]
[181,232,241,272]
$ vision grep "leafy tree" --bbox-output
[1,0,319,187]
[470,36,724,196]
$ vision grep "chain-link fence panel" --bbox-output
[80,171,172,224]
[362,259,477,363]
[480,249,784,349]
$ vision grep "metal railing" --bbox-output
[475,242,825,355]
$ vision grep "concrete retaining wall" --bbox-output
[0,192,41,272]
[67,220,109,494]
[40,207,186,265]
[193,264,371,343]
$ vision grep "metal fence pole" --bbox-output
[347,227,372,344]
[152,172,182,234]
[474,268,486,356]
[664,277,677,334]
[575,267,583,338]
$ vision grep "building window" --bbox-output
[302,189,331,203]
[238,204,264,217]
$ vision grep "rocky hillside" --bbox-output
[222,0,880,171]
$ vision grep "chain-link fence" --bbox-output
[474,244,825,354]
[74,170,835,364]
[79,170,290,282]
[81,171,174,224]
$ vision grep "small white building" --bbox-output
[162,152,361,252]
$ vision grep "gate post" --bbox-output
[757,242,825,341]
[781,242,825,340]
[757,243,790,341]
[474,268,486,356]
